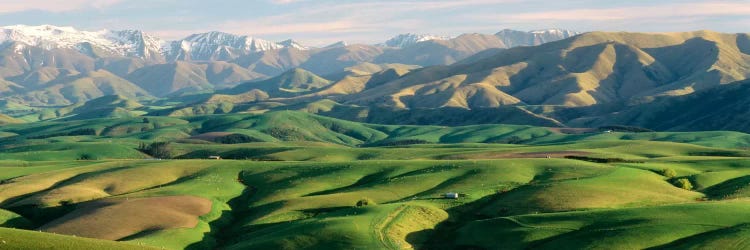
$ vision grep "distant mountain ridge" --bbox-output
[0,25,578,61]
[380,29,579,49]
[0,24,578,105]
[381,33,452,48]
[3,27,750,134]
[495,29,581,47]
[0,25,307,63]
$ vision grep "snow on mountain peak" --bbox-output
[0,25,308,61]
[279,39,308,50]
[0,24,167,58]
[528,28,579,37]
[324,41,348,48]
[382,33,451,48]
[495,28,580,47]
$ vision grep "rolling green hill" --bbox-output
[0,110,749,162]
[0,109,749,249]
[1,152,750,249]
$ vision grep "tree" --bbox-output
[139,142,173,159]
[356,198,376,207]
[661,168,677,178]
[674,178,693,190]
[215,134,262,144]
[78,153,95,160]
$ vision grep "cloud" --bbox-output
[504,2,750,21]
[269,0,305,4]
[13,0,746,46]
[0,0,124,13]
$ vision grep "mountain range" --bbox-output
[0,25,578,105]
[141,30,750,133]
[3,25,750,133]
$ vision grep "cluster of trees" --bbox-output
[215,134,262,144]
[265,127,305,141]
[660,168,693,190]
[77,153,96,160]
[138,142,173,159]
[356,198,376,207]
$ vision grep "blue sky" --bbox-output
[1,0,749,46]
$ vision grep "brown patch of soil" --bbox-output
[40,195,212,240]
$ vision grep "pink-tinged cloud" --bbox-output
[506,2,750,21]
[218,20,375,35]
[0,0,124,13]
[269,0,305,4]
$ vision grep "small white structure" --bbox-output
[208,156,222,160]
[444,192,459,199]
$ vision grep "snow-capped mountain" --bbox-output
[495,28,580,48]
[166,31,293,61]
[0,25,169,59]
[382,33,451,48]
[0,25,308,62]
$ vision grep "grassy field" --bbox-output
[1,111,750,249]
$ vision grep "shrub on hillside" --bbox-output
[77,153,95,160]
[660,168,677,178]
[265,127,305,141]
[214,134,262,144]
[138,141,173,159]
[356,198,376,207]
[673,178,693,190]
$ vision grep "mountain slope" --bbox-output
[14,70,151,105]
[344,31,750,110]
[375,33,508,66]
[125,61,261,96]
[299,45,385,76]
[574,79,750,132]
[229,68,332,96]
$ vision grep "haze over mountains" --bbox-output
[2,25,750,133]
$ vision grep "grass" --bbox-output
[0,154,745,249]
[1,111,750,249]
[457,200,750,249]
[1,111,750,162]
[0,227,158,250]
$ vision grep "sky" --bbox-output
[0,0,748,46]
